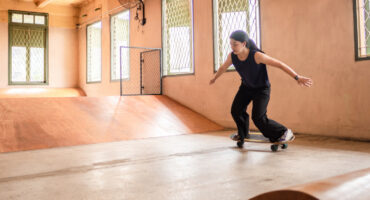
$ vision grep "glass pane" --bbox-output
[111,11,130,80]
[248,0,260,44]
[221,11,247,65]
[11,27,27,47]
[169,27,191,73]
[87,21,102,82]
[366,0,370,55]
[29,29,44,47]
[12,13,23,23]
[24,15,34,24]
[358,0,370,56]
[35,16,45,25]
[91,46,101,82]
[163,0,193,75]
[166,0,191,27]
[11,47,27,82]
[119,47,130,79]
[213,0,260,70]
[30,48,44,82]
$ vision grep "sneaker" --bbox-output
[230,130,250,141]
[230,133,240,141]
[278,129,295,142]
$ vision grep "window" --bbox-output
[162,0,194,75]
[8,10,48,85]
[354,0,370,59]
[213,0,260,70]
[87,21,102,83]
[111,10,130,81]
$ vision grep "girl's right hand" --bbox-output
[209,78,216,85]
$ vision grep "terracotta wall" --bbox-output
[162,0,370,140]
[77,0,161,96]
[0,0,79,88]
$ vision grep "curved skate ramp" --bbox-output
[0,95,223,153]
[0,88,86,98]
[251,168,370,200]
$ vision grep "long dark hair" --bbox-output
[247,38,261,52]
[230,30,262,52]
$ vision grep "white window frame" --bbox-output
[86,21,102,83]
[162,0,194,76]
[354,0,370,60]
[110,10,130,81]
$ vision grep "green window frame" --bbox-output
[162,0,194,76]
[110,10,130,81]
[213,0,261,71]
[86,21,102,83]
[354,0,370,60]
[8,10,49,85]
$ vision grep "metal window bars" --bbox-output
[162,0,194,75]
[8,10,48,84]
[111,10,130,81]
[87,21,102,83]
[355,0,370,58]
[213,0,260,70]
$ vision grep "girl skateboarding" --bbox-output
[210,30,313,144]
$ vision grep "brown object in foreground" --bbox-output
[250,167,370,200]
[0,95,223,153]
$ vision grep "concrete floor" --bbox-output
[0,131,369,200]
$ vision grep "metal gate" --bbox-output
[119,46,162,96]
[140,49,162,95]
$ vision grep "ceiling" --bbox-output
[17,0,91,8]
[49,0,88,7]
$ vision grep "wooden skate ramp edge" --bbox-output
[250,168,370,200]
[0,88,86,98]
[250,190,318,200]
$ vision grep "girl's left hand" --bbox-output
[297,76,313,87]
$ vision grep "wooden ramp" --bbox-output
[0,88,86,98]
[250,168,370,200]
[0,95,224,153]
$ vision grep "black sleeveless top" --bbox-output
[231,50,271,89]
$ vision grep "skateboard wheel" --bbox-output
[271,144,278,152]
[237,141,244,148]
[281,144,288,149]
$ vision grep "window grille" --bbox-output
[213,0,260,70]
[354,0,370,59]
[111,10,130,81]
[162,0,194,75]
[87,21,102,83]
[8,10,48,85]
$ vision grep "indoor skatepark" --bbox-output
[0,0,369,199]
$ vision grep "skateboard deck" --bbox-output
[230,132,295,151]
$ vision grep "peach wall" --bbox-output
[77,0,162,96]
[0,0,79,88]
[162,0,370,140]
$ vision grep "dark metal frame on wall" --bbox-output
[8,10,49,85]
[119,46,162,96]
[353,0,370,61]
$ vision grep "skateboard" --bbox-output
[230,132,295,152]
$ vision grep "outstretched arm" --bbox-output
[254,52,313,87]
[210,53,233,85]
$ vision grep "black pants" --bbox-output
[231,84,287,142]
